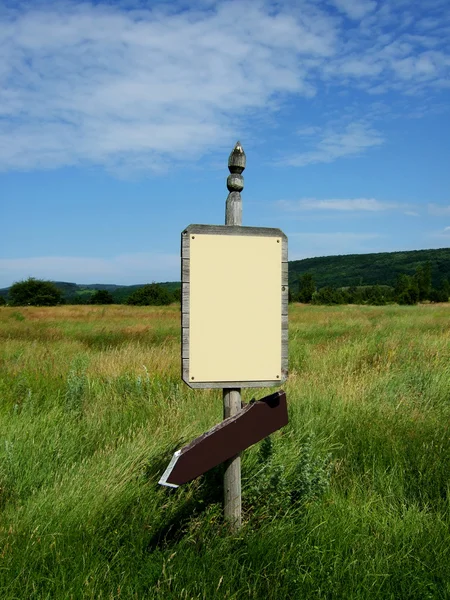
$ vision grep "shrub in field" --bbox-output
[126,283,172,306]
[414,261,432,301]
[89,290,114,305]
[8,277,64,306]
[297,273,316,303]
[429,278,450,302]
[312,286,346,305]
[429,288,449,302]
[243,435,332,519]
[0,296,6,306]
[395,274,419,305]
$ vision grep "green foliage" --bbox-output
[395,274,419,305]
[0,304,449,598]
[297,272,315,303]
[112,282,181,304]
[8,277,64,306]
[312,286,346,305]
[0,296,6,306]
[344,284,395,306]
[89,289,114,305]
[10,311,25,321]
[171,287,181,303]
[308,262,443,307]
[289,247,450,289]
[126,283,172,306]
[244,435,332,519]
[429,277,449,303]
[415,261,432,301]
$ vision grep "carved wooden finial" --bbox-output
[227,141,246,193]
[225,142,244,226]
[228,141,246,173]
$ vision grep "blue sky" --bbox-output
[1,0,449,288]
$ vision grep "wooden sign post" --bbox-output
[162,142,288,531]
[223,142,245,530]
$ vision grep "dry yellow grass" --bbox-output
[0,302,449,599]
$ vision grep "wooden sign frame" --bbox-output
[181,224,288,389]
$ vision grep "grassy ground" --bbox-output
[0,303,449,599]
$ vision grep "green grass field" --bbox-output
[0,304,449,599]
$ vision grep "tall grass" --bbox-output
[0,304,449,599]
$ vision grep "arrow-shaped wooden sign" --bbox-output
[159,390,288,488]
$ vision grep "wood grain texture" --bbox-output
[181,258,190,283]
[282,262,289,285]
[282,286,289,316]
[281,237,288,263]
[184,223,287,239]
[225,191,242,226]
[224,142,244,531]
[182,329,189,359]
[181,282,189,314]
[181,360,286,388]
[181,231,190,259]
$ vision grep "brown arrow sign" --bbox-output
[159,390,288,487]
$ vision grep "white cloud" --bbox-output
[444,226,450,232]
[0,1,449,173]
[279,198,401,211]
[330,0,377,20]
[0,1,335,173]
[428,204,450,216]
[283,122,384,166]
[296,126,321,136]
[0,254,180,287]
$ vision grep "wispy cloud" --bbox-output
[279,197,400,211]
[0,1,449,173]
[0,1,334,173]
[428,204,450,216]
[426,226,450,243]
[0,254,180,288]
[282,122,384,166]
[330,0,377,21]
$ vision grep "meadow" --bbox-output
[0,303,449,599]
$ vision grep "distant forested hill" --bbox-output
[288,247,450,291]
[0,281,180,303]
[1,247,448,303]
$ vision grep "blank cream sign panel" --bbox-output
[184,227,285,385]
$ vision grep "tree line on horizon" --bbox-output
[1,263,449,308]
[293,262,450,306]
[288,247,450,290]
[0,279,181,307]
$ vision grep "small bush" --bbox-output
[8,278,64,306]
[243,435,332,520]
[126,283,172,306]
[90,290,114,305]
